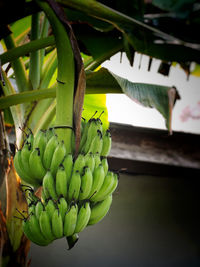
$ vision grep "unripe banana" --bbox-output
[14,150,39,187]
[63,203,78,237]
[68,170,81,202]
[74,201,91,233]
[45,198,56,220]
[33,130,47,158]
[43,134,59,170]
[29,148,46,183]
[73,153,85,175]
[57,197,68,221]
[101,129,112,157]
[94,152,101,170]
[22,218,51,246]
[84,152,95,173]
[39,210,55,241]
[52,209,63,239]
[89,164,105,200]
[26,131,34,148]
[79,167,93,201]
[45,127,55,141]
[50,140,66,177]
[88,195,112,225]
[62,154,73,184]
[42,171,58,200]
[26,213,50,244]
[91,171,114,202]
[82,119,99,154]
[101,157,108,176]
[110,173,119,195]
[79,119,90,153]
[35,200,44,219]
[96,117,103,132]
[55,165,68,199]
[87,130,103,154]
[20,141,32,175]
[28,202,36,215]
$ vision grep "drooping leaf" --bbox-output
[86,67,180,132]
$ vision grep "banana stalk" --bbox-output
[37,0,75,154]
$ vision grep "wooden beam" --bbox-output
[108,123,200,176]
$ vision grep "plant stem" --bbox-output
[29,12,41,89]
[0,36,55,66]
[4,34,30,92]
[38,0,75,153]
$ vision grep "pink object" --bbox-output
[180,102,200,122]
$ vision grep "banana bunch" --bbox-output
[22,192,113,246]
[14,116,118,247]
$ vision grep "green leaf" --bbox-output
[10,16,31,44]
[87,68,180,132]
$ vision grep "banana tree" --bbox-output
[0,0,199,266]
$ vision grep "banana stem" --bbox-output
[38,1,75,154]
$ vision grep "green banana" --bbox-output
[35,200,44,219]
[57,197,68,221]
[29,148,46,183]
[45,198,56,220]
[73,153,85,175]
[79,119,90,153]
[84,152,95,173]
[46,127,55,141]
[50,140,66,177]
[22,217,51,246]
[55,165,67,198]
[101,129,112,157]
[14,150,39,187]
[39,209,55,241]
[25,213,51,244]
[90,171,115,202]
[63,203,78,237]
[52,209,63,239]
[26,131,34,148]
[33,129,47,158]
[94,152,101,170]
[82,119,99,154]
[74,201,91,233]
[79,167,93,201]
[87,130,103,154]
[68,170,81,202]
[88,195,112,225]
[42,171,58,200]
[20,141,32,175]
[28,202,36,215]
[43,134,59,170]
[89,164,105,200]
[101,157,108,176]
[62,153,73,184]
